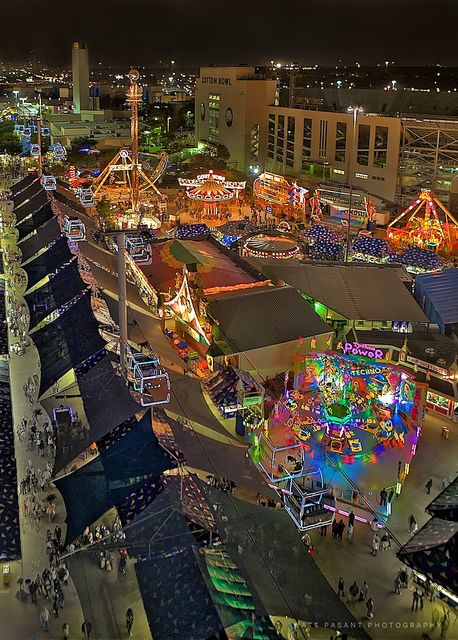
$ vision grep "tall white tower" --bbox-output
[72,42,90,113]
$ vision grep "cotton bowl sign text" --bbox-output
[343,341,387,360]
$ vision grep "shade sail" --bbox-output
[426,477,458,521]
[10,173,36,196]
[135,548,223,640]
[33,292,105,396]
[55,410,172,543]
[25,261,87,329]
[397,518,458,595]
[17,201,54,241]
[19,217,61,263]
[23,237,72,290]
[49,352,143,473]
[12,179,42,207]
[15,190,49,223]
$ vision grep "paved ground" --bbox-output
[309,410,458,640]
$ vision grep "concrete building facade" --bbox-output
[265,107,402,203]
[72,42,90,114]
[195,67,278,172]
[195,67,458,207]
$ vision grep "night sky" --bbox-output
[3,0,458,67]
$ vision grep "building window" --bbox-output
[286,116,295,167]
[319,120,328,158]
[335,121,346,163]
[276,115,285,163]
[250,124,260,162]
[357,124,371,166]
[373,126,388,168]
[268,113,275,159]
[208,94,220,143]
[302,118,312,168]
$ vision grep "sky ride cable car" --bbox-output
[41,175,57,191]
[126,348,170,407]
[280,467,336,532]
[30,144,41,157]
[52,143,67,161]
[63,215,86,242]
[125,235,152,265]
[77,187,95,208]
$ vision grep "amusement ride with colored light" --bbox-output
[387,187,458,255]
[91,69,168,229]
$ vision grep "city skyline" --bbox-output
[1,0,458,67]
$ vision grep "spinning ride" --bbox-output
[291,351,418,458]
[242,233,301,259]
[387,188,458,255]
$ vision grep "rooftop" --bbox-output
[206,285,331,354]
[261,263,428,323]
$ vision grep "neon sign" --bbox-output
[343,341,386,360]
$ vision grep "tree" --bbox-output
[95,195,116,231]
[0,121,22,155]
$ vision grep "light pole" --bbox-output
[13,91,19,118]
[345,105,363,262]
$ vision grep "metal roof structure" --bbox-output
[262,263,428,322]
[415,269,458,326]
[206,286,331,354]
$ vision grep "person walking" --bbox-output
[394,575,401,594]
[388,488,395,504]
[82,620,92,640]
[337,519,345,540]
[397,460,402,479]
[347,523,354,542]
[40,606,50,632]
[366,597,374,619]
[348,581,359,603]
[408,514,417,533]
[126,608,134,636]
[412,588,420,611]
[337,577,345,597]
[379,488,388,506]
[62,622,70,640]
[332,520,338,539]
[359,581,369,602]
[425,479,433,495]
[371,535,380,556]
[349,511,355,527]
[419,589,424,609]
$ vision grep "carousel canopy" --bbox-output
[186,171,234,203]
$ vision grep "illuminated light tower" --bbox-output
[92,69,166,223]
[126,68,141,213]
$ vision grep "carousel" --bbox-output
[178,170,246,221]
